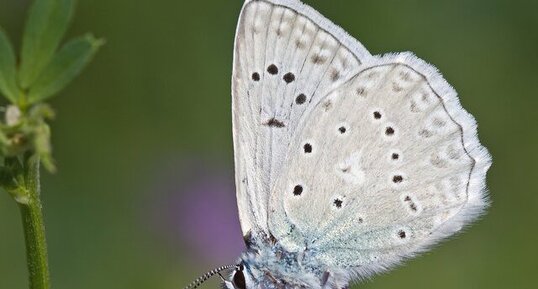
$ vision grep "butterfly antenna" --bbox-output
[183,264,236,289]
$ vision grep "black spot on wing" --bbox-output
[393,175,403,183]
[303,143,313,153]
[283,72,295,83]
[293,185,303,196]
[296,94,307,104]
[265,118,285,128]
[333,198,343,208]
[252,72,260,81]
[267,64,279,75]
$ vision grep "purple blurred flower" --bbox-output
[149,157,245,265]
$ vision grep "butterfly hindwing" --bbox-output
[232,0,372,236]
[267,53,491,275]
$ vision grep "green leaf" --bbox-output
[18,0,75,89]
[28,34,103,102]
[0,28,20,102]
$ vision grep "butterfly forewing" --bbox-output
[232,0,371,236]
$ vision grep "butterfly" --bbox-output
[185,0,491,288]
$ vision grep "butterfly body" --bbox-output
[213,0,491,288]
[226,233,349,289]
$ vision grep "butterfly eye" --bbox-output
[232,266,246,289]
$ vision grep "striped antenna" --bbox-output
[184,264,236,289]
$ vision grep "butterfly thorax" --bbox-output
[239,234,349,289]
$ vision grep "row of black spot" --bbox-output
[251,64,296,84]
[337,112,396,137]
[372,111,397,136]
[252,65,311,106]
[372,111,402,183]
[292,184,344,209]
[370,109,404,186]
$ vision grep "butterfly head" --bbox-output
[222,261,285,289]
[223,263,249,289]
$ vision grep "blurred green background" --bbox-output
[0,0,537,288]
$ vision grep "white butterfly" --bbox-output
[185,0,491,288]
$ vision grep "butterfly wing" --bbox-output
[232,0,372,236]
[267,52,491,278]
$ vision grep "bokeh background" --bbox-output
[0,0,537,288]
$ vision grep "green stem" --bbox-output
[18,156,50,289]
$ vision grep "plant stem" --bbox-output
[18,155,50,289]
